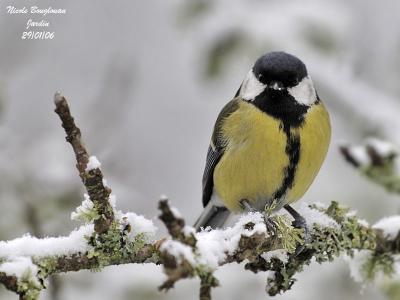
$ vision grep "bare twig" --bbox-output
[199,273,219,300]
[158,199,186,240]
[158,199,196,246]
[0,273,18,296]
[54,93,114,234]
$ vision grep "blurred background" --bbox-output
[1,0,400,299]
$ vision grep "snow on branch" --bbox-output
[340,138,400,194]
[1,94,400,300]
[54,93,114,234]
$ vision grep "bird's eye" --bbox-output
[258,74,263,80]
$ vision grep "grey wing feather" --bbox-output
[201,99,241,207]
[202,145,223,207]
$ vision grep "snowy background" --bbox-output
[1,0,400,299]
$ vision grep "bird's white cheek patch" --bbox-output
[239,69,266,101]
[288,76,317,106]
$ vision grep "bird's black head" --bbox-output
[237,51,318,126]
[253,52,307,89]
[237,51,317,108]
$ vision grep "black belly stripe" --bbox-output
[273,123,300,200]
[251,87,309,201]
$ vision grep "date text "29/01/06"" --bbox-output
[22,31,55,40]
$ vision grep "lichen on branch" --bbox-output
[0,94,400,300]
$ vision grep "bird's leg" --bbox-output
[240,199,276,233]
[284,204,310,255]
[239,199,256,212]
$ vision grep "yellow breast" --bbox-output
[213,100,330,212]
[286,102,331,203]
[213,101,288,211]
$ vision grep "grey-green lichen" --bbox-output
[362,163,400,195]
[271,215,304,253]
[35,256,59,288]
[71,194,100,223]
[362,252,395,281]
[264,201,378,296]
[17,269,42,300]
[87,220,150,268]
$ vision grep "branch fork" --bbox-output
[0,94,400,300]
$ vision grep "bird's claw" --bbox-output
[266,218,278,234]
[291,216,311,256]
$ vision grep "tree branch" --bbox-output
[0,94,400,300]
[340,138,400,194]
[0,273,18,296]
[54,92,114,234]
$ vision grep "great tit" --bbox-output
[194,51,331,232]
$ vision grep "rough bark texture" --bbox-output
[0,273,18,295]
[54,93,114,234]
[0,94,400,300]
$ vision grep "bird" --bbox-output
[194,51,331,235]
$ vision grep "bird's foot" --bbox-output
[240,199,277,234]
[264,217,278,235]
[292,216,310,256]
[284,205,311,256]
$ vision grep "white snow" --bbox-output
[366,138,398,157]
[261,249,289,264]
[196,212,267,269]
[53,91,64,105]
[109,194,117,210]
[102,178,110,188]
[71,193,95,221]
[160,240,196,265]
[346,210,357,218]
[0,225,93,258]
[373,216,400,240]
[0,256,38,279]
[170,207,182,219]
[343,250,372,283]
[85,156,101,172]
[348,146,370,167]
[122,212,157,240]
[342,138,398,169]
[357,219,369,227]
[297,203,340,229]
[159,212,267,270]
[182,226,196,237]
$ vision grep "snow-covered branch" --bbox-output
[340,138,400,194]
[157,200,400,297]
[54,93,115,234]
[1,94,400,300]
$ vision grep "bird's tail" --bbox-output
[193,201,231,232]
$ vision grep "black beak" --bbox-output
[268,81,284,91]
[234,84,242,98]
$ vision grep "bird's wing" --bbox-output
[202,99,241,207]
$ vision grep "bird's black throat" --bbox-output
[252,88,309,127]
[251,88,306,201]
